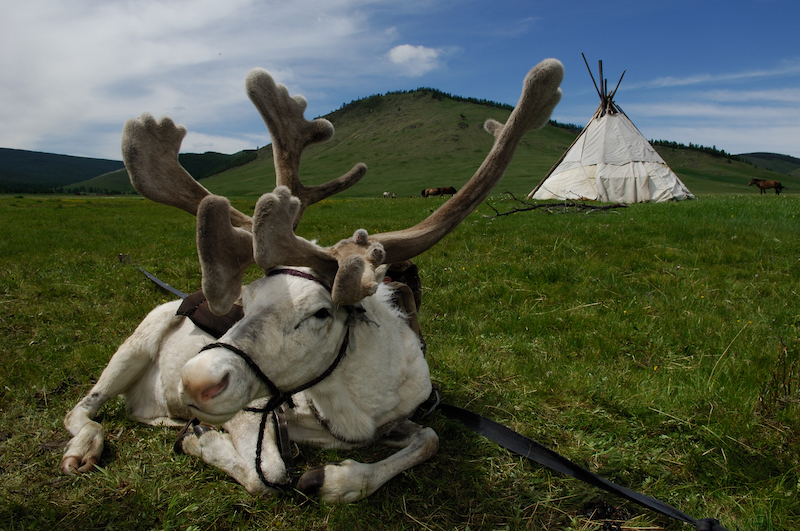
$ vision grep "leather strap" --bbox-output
[436,403,728,530]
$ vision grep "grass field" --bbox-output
[1,193,799,530]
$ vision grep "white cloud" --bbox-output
[620,95,800,156]
[0,0,397,158]
[387,44,441,76]
[625,102,800,124]
[702,88,800,103]
[628,62,800,90]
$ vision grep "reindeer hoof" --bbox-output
[174,419,197,454]
[173,419,214,454]
[296,465,326,496]
[61,455,98,474]
[193,424,214,437]
[60,456,82,475]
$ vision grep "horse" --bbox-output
[749,178,784,195]
[421,187,457,197]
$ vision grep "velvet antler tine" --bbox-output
[245,69,366,219]
[371,58,564,263]
[301,162,368,206]
[251,187,386,305]
[197,195,255,315]
[251,187,337,274]
[122,114,252,229]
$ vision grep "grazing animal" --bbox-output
[383,191,390,198]
[421,186,457,197]
[60,60,563,502]
[749,178,784,195]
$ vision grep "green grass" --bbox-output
[1,194,800,530]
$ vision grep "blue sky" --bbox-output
[1,0,798,160]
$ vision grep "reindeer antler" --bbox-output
[196,195,255,314]
[195,59,563,314]
[122,71,366,230]
[251,187,386,305]
[370,58,564,262]
[122,114,252,229]
[246,69,367,221]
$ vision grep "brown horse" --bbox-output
[749,178,784,195]
[421,186,457,197]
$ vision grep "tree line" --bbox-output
[650,139,743,162]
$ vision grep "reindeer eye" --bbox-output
[313,308,331,319]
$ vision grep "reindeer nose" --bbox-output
[181,362,230,405]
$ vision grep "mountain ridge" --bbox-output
[1,89,796,196]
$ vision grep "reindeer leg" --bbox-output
[61,345,154,473]
[296,421,438,503]
[178,410,288,495]
[61,303,182,474]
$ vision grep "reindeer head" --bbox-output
[123,59,563,422]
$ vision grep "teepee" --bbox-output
[528,56,693,203]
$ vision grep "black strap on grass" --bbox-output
[435,402,728,531]
[138,267,188,299]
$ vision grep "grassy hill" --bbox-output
[0,148,124,193]
[653,146,799,195]
[5,90,796,198]
[200,90,795,198]
[202,92,584,198]
[67,150,259,194]
[738,152,800,178]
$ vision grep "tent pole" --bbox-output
[599,60,608,115]
[609,71,626,100]
[582,53,602,99]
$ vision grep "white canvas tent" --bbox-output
[528,58,693,203]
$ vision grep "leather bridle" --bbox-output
[189,268,354,491]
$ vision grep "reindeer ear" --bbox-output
[197,195,255,315]
[374,263,389,284]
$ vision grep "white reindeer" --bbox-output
[60,59,563,502]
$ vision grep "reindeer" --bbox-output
[749,178,784,195]
[60,59,563,502]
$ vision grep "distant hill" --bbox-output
[0,148,123,193]
[737,152,800,178]
[0,147,258,194]
[69,150,258,193]
[3,90,797,197]
[199,89,796,198]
